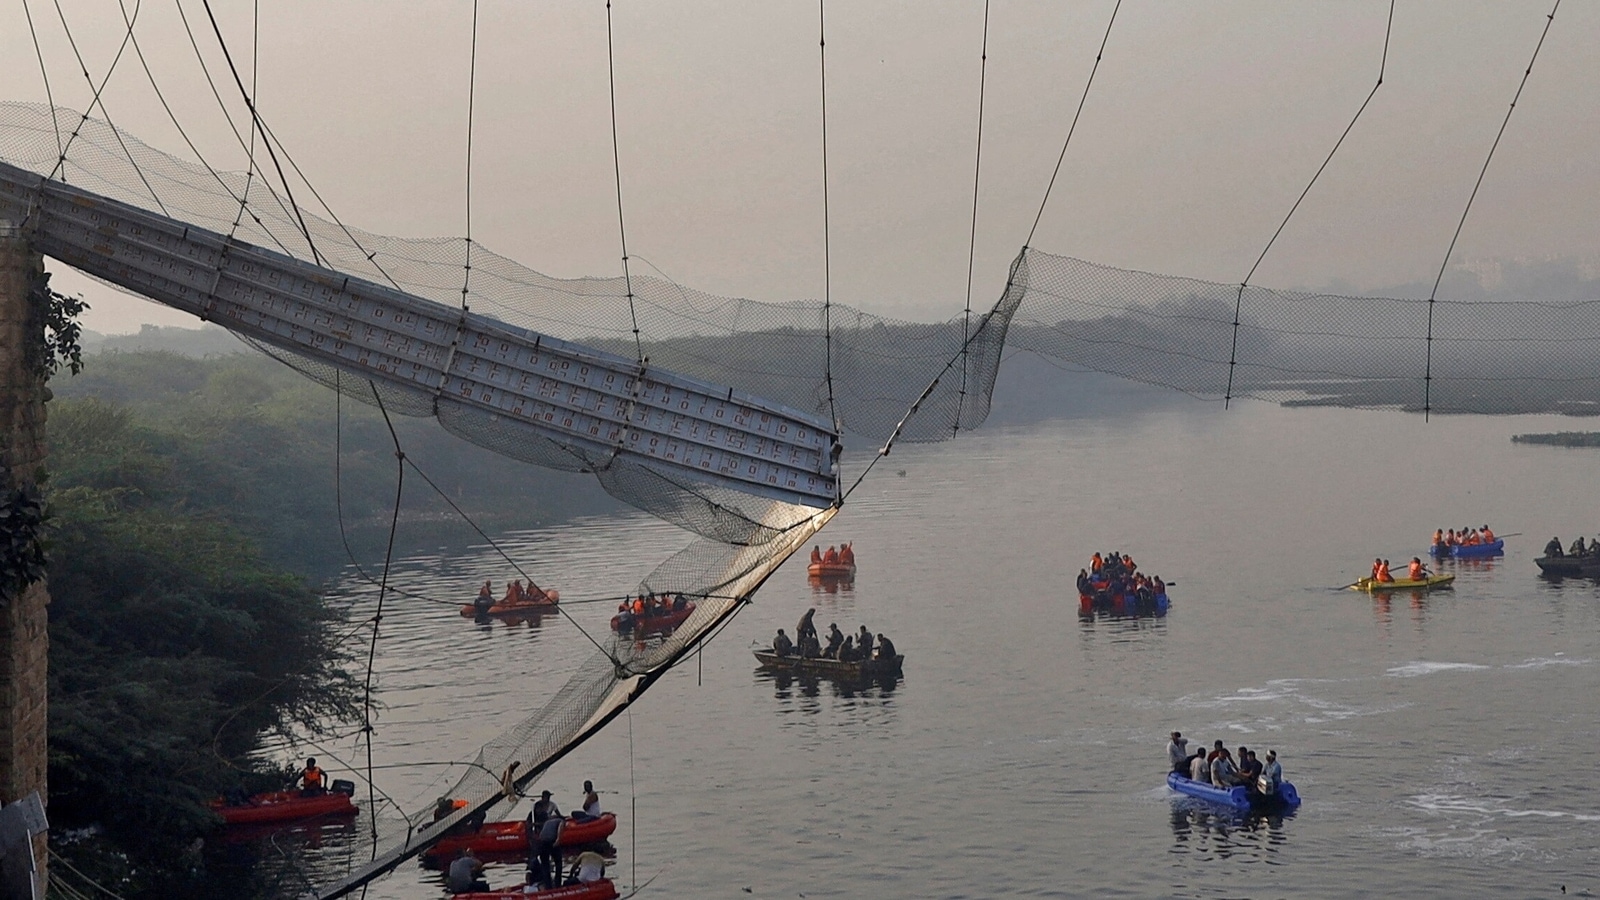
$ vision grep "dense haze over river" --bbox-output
[226,401,1600,899]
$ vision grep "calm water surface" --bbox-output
[244,403,1600,899]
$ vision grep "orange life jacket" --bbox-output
[1482,528,1495,542]
[1408,562,1423,580]
[810,547,822,563]
[1091,554,1103,572]
[303,766,325,789]
[839,544,854,565]
[823,547,839,564]
[1433,530,1443,545]
[1376,562,1392,582]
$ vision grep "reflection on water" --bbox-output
[1168,802,1295,860]
[807,574,856,597]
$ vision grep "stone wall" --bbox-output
[0,222,49,889]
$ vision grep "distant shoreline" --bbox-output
[1511,432,1600,447]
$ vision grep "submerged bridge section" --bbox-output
[0,160,840,514]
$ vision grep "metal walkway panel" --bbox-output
[0,161,839,509]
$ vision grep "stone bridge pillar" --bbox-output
[0,221,48,894]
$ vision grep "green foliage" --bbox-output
[28,269,88,378]
[0,479,46,603]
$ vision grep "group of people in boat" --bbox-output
[1076,552,1167,606]
[474,578,554,613]
[1167,732,1285,799]
[809,543,856,568]
[1369,557,1431,583]
[772,607,896,662]
[442,781,611,894]
[1432,525,1496,552]
[614,592,693,629]
[1543,536,1600,558]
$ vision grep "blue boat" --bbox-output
[1429,538,1504,559]
[1166,772,1301,811]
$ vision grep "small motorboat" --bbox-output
[807,561,856,578]
[1078,591,1169,617]
[610,602,695,635]
[422,813,617,861]
[1166,772,1300,812]
[461,589,560,617]
[455,879,620,900]
[210,783,359,825]
[1535,555,1600,577]
[1348,573,1455,592]
[752,647,902,678]
[1429,539,1504,559]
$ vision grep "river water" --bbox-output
[234,402,1600,899]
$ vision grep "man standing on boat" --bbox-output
[1167,732,1189,774]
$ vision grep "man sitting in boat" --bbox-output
[566,849,609,886]
[1375,559,1394,583]
[772,629,794,658]
[856,626,874,659]
[446,849,489,894]
[810,545,823,564]
[823,624,844,659]
[1189,750,1208,782]
[839,543,855,566]
[1572,537,1589,558]
[822,545,840,565]
[1257,750,1283,797]
[875,633,896,661]
[572,780,602,822]
[505,580,528,605]
[1481,525,1495,542]
[1237,747,1263,791]
[297,757,326,796]
[672,592,689,612]
[837,635,856,661]
[1407,558,1429,581]
[1209,748,1240,788]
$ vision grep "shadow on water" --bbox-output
[755,667,901,703]
[1167,800,1296,861]
[205,818,361,899]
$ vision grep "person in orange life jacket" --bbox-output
[475,581,494,614]
[1091,552,1103,573]
[297,757,326,796]
[1376,559,1394,583]
[1371,558,1383,580]
[1481,524,1495,542]
[822,545,840,565]
[810,545,822,564]
[839,543,855,566]
[1408,557,1426,581]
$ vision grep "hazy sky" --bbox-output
[2,1,1595,334]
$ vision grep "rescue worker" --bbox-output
[1481,524,1495,542]
[875,633,897,661]
[797,608,818,643]
[856,626,874,660]
[1407,557,1426,581]
[772,628,794,657]
[297,757,326,796]
[1376,559,1394,583]
[474,581,495,615]
[839,543,855,566]
[822,545,840,565]
[810,545,823,564]
[1546,537,1564,557]
[1091,552,1103,573]
[1371,558,1383,580]
[823,623,844,659]
[531,790,560,828]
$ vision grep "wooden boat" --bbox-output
[1347,573,1455,592]
[806,561,856,578]
[610,602,695,634]
[1166,772,1301,811]
[461,589,560,617]
[422,813,617,861]
[752,647,902,677]
[455,879,619,900]
[210,788,358,825]
[1429,539,1503,559]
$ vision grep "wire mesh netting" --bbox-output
[1008,249,1600,415]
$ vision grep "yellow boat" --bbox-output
[1348,573,1456,592]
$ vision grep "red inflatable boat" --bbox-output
[423,813,617,861]
[455,880,619,900]
[460,589,560,617]
[210,790,358,825]
[609,604,695,635]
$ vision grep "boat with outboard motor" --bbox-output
[211,782,359,825]
[611,602,696,635]
[1348,573,1455,592]
[1430,539,1503,559]
[422,813,618,861]
[1166,771,1301,811]
[1536,555,1600,577]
